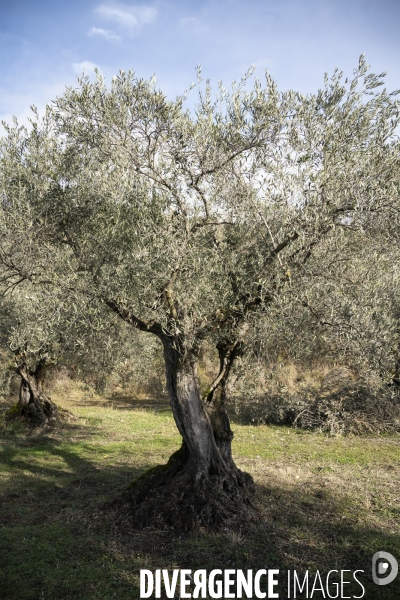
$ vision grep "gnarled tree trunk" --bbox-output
[8,356,60,425]
[125,335,256,532]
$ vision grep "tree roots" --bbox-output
[123,446,258,533]
[4,399,75,427]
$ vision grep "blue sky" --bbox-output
[1,0,400,126]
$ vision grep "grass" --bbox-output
[0,383,399,599]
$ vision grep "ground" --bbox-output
[0,382,399,599]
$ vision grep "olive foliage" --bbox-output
[1,57,399,353]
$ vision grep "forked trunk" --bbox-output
[126,336,256,532]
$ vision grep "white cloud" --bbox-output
[179,16,197,26]
[253,58,275,72]
[95,3,157,33]
[72,61,101,76]
[87,26,121,41]
[179,16,209,34]
[0,82,68,130]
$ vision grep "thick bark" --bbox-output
[205,338,245,468]
[125,335,256,532]
[7,357,60,425]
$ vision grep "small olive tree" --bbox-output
[1,57,399,529]
[0,287,68,424]
[0,280,147,424]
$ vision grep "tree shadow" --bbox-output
[74,393,171,413]
[0,425,147,599]
[101,475,399,599]
[0,423,399,599]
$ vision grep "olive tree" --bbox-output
[0,273,150,424]
[0,287,68,424]
[261,226,400,379]
[1,56,399,529]
[311,234,400,388]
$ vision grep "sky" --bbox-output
[1,0,400,126]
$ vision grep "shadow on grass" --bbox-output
[74,394,172,413]
[0,423,144,599]
[0,424,399,599]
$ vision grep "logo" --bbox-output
[372,551,398,586]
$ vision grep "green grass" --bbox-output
[0,390,399,599]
